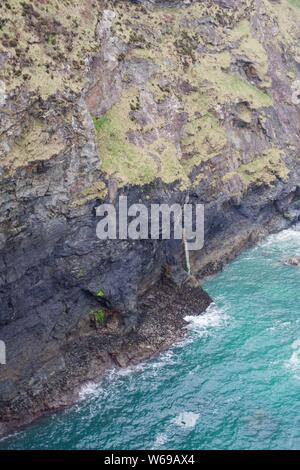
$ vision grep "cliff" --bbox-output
[0,0,300,434]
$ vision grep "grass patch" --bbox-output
[93,116,110,132]
[181,112,227,171]
[92,88,189,187]
[195,55,272,109]
[93,89,157,186]
[224,148,289,189]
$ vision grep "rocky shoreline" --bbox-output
[0,277,212,437]
[0,201,298,438]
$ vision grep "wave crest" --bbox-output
[184,303,229,337]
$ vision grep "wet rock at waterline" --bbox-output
[283,256,300,267]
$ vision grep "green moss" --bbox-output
[96,112,156,185]
[230,19,250,38]
[93,89,157,186]
[263,0,300,67]
[93,116,110,133]
[1,0,99,98]
[238,106,252,124]
[4,119,66,175]
[195,55,272,109]
[96,289,105,298]
[93,88,189,187]
[89,308,105,324]
[289,0,300,8]
[47,34,56,45]
[224,148,289,189]
[76,267,86,279]
[229,20,270,85]
[181,112,227,171]
[224,75,272,107]
[147,138,189,187]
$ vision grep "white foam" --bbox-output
[78,381,100,400]
[108,363,145,378]
[106,351,176,381]
[267,320,292,332]
[287,351,300,369]
[292,339,300,350]
[260,226,300,248]
[153,433,168,448]
[285,339,300,378]
[149,350,176,369]
[172,411,200,429]
[78,306,228,402]
[184,303,229,337]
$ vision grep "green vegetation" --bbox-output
[181,112,227,180]
[195,55,272,109]
[92,90,158,186]
[229,20,270,85]
[223,148,289,190]
[0,0,99,99]
[76,267,85,279]
[47,34,56,46]
[289,0,300,8]
[92,116,110,133]
[4,120,66,175]
[93,97,190,187]
[96,289,105,298]
[237,148,288,186]
[2,0,294,195]
[73,181,108,207]
[89,308,105,325]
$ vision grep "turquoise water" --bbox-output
[1,227,300,450]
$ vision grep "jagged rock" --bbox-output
[283,256,300,267]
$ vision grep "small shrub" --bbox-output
[89,308,105,324]
[47,34,56,45]
[96,288,105,298]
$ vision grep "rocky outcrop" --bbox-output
[283,256,300,266]
[0,0,300,434]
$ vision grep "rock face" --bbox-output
[283,256,300,266]
[0,0,300,433]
